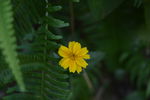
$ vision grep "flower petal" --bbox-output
[72,42,81,54]
[69,41,76,50]
[77,47,88,56]
[69,61,77,73]
[76,58,88,68]
[59,58,70,69]
[77,65,82,73]
[83,54,90,59]
[58,41,90,73]
[58,45,70,57]
[69,41,81,54]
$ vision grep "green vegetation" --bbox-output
[0,0,150,100]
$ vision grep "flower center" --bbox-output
[70,53,76,60]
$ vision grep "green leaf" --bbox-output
[45,16,69,28]
[125,91,145,100]
[0,0,25,91]
[72,0,80,2]
[146,80,150,97]
[47,5,62,12]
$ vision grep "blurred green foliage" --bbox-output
[60,0,150,100]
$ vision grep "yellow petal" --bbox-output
[83,54,90,59]
[69,41,81,54]
[77,66,82,73]
[69,61,77,73]
[59,58,70,69]
[77,47,88,56]
[76,58,88,68]
[58,41,90,73]
[73,42,81,54]
[69,41,76,50]
[58,45,70,57]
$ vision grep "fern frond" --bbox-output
[0,0,25,91]
[12,0,46,35]
[1,1,71,99]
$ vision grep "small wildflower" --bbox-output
[58,41,90,73]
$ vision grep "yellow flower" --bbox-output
[58,41,90,73]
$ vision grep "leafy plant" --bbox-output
[1,0,150,100]
[0,0,70,100]
[0,0,25,91]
